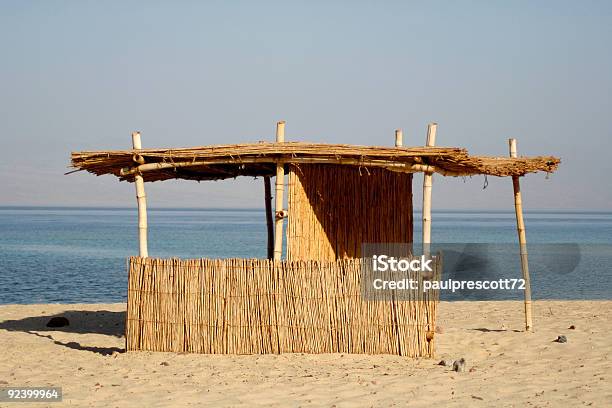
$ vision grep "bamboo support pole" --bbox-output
[395,129,403,147]
[422,123,437,255]
[264,176,274,259]
[274,121,286,260]
[132,132,148,258]
[509,138,533,332]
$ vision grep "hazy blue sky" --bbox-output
[1,1,610,209]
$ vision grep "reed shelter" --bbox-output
[69,122,559,357]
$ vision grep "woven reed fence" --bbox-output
[126,256,439,357]
[287,164,413,260]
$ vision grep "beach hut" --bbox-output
[69,122,559,357]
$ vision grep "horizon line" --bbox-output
[1,205,611,213]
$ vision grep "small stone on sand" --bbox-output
[554,335,568,343]
[453,358,466,372]
[46,316,70,327]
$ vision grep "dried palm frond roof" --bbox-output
[70,141,560,182]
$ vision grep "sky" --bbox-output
[0,1,611,210]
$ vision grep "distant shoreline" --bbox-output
[1,206,611,214]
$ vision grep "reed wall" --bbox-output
[126,256,438,357]
[286,164,413,260]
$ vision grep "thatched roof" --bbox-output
[70,142,560,182]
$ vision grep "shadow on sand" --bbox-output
[0,310,126,355]
[470,327,522,333]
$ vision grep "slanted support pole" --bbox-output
[273,121,286,261]
[131,132,148,258]
[422,123,437,255]
[264,176,274,259]
[509,138,533,332]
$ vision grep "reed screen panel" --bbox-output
[126,257,438,357]
[286,164,413,260]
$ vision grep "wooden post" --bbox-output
[264,176,274,259]
[509,138,533,331]
[422,123,437,255]
[395,129,403,147]
[132,132,148,258]
[273,121,286,260]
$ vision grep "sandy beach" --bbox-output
[0,301,609,407]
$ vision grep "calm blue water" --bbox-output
[0,207,611,304]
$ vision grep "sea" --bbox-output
[0,207,611,304]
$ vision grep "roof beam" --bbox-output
[118,156,464,178]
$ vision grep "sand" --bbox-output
[0,301,610,407]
